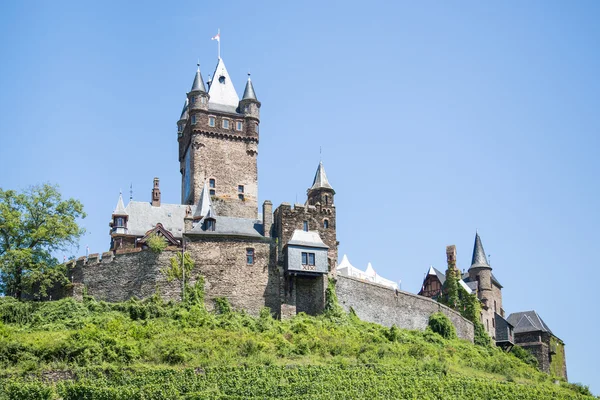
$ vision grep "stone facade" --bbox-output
[183,133,258,219]
[185,236,278,316]
[336,275,474,341]
[274,203,337,270]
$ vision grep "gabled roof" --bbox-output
[242,75,258,101]
[422,266,473,294]
[193,181,215,220]
[287,230,328,249]
[208,58,239,109]
[310,161,334,191]
[470,231,490,270]
[190,64,207,93]
[113,193,128,216]
[507,310,554,335]
[137,223,180,246]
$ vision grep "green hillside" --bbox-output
[0,287,595,399]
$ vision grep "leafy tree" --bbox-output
[0,184,85,299]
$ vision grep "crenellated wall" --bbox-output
[335,275,474,341]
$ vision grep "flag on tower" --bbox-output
[211,32,220,42]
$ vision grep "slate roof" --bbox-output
[179,99,189,121]
[242,75,258,101]
[190,65,207,93]
[470,231,490,269]
[507,310,554,335]
[124,201,191,238]
[310,161,334,191]
[208,58,240,108]
[113,193,127,216]
[287,230,328,249]
[189,216,263,238]
[193,181,214,220]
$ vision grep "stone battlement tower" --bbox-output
[177,60,261,219]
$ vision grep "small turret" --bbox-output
[177,99,188,137]
[188,63,210,115]
[110,192,128,234]
[238,74,261,136]
[307,161,335,207]
[468,231,493,305]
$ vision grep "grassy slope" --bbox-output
[0,295,595,400]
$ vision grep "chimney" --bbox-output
[151,177,161,207]
[446,245,457,270]
[263,200,273,237]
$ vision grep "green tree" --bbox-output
[0,184,85,299]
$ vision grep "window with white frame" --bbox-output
[222,119,229,129]
[236,121,243,131]
[208,116,215,127]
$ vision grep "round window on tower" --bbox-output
[218,75,226,84]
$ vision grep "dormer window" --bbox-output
[208,116,215,127]
[222,119,229,129]
[115,217,125,228]
[236,121,243,131]
[205,218,215,231]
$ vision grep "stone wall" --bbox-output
[185,236,278,316]
[335,275,474,341]
[62,239,280,317]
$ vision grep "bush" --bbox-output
[146,233,167,254]
[511,345,538,368]
[428,312,456,339]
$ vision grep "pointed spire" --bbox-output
[470,231,490,269]
[113,192,127,216]
[242,73,258,101]
[310,161,333,191]
[191,63,207,93]
[193,181,216,220]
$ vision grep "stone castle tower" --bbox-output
[177,60,261,219]
[466,232,504,338]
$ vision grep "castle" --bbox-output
[58,53,566,379]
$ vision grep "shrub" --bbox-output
[511,345,539,368]
[146,233,168,254]
[214,297,232,314]
[428,312,456,340]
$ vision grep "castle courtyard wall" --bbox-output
[335,275,474,341]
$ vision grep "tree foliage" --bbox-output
[146,233,167,254]
[0,184,85,299]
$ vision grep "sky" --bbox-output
[1,0,599,392]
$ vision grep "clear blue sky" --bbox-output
[1,0,598,392]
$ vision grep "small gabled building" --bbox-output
[507,310,567,379]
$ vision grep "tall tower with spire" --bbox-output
[467,231,504,339]
[177,58,260,219]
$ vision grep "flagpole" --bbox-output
[218,28,221,59]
